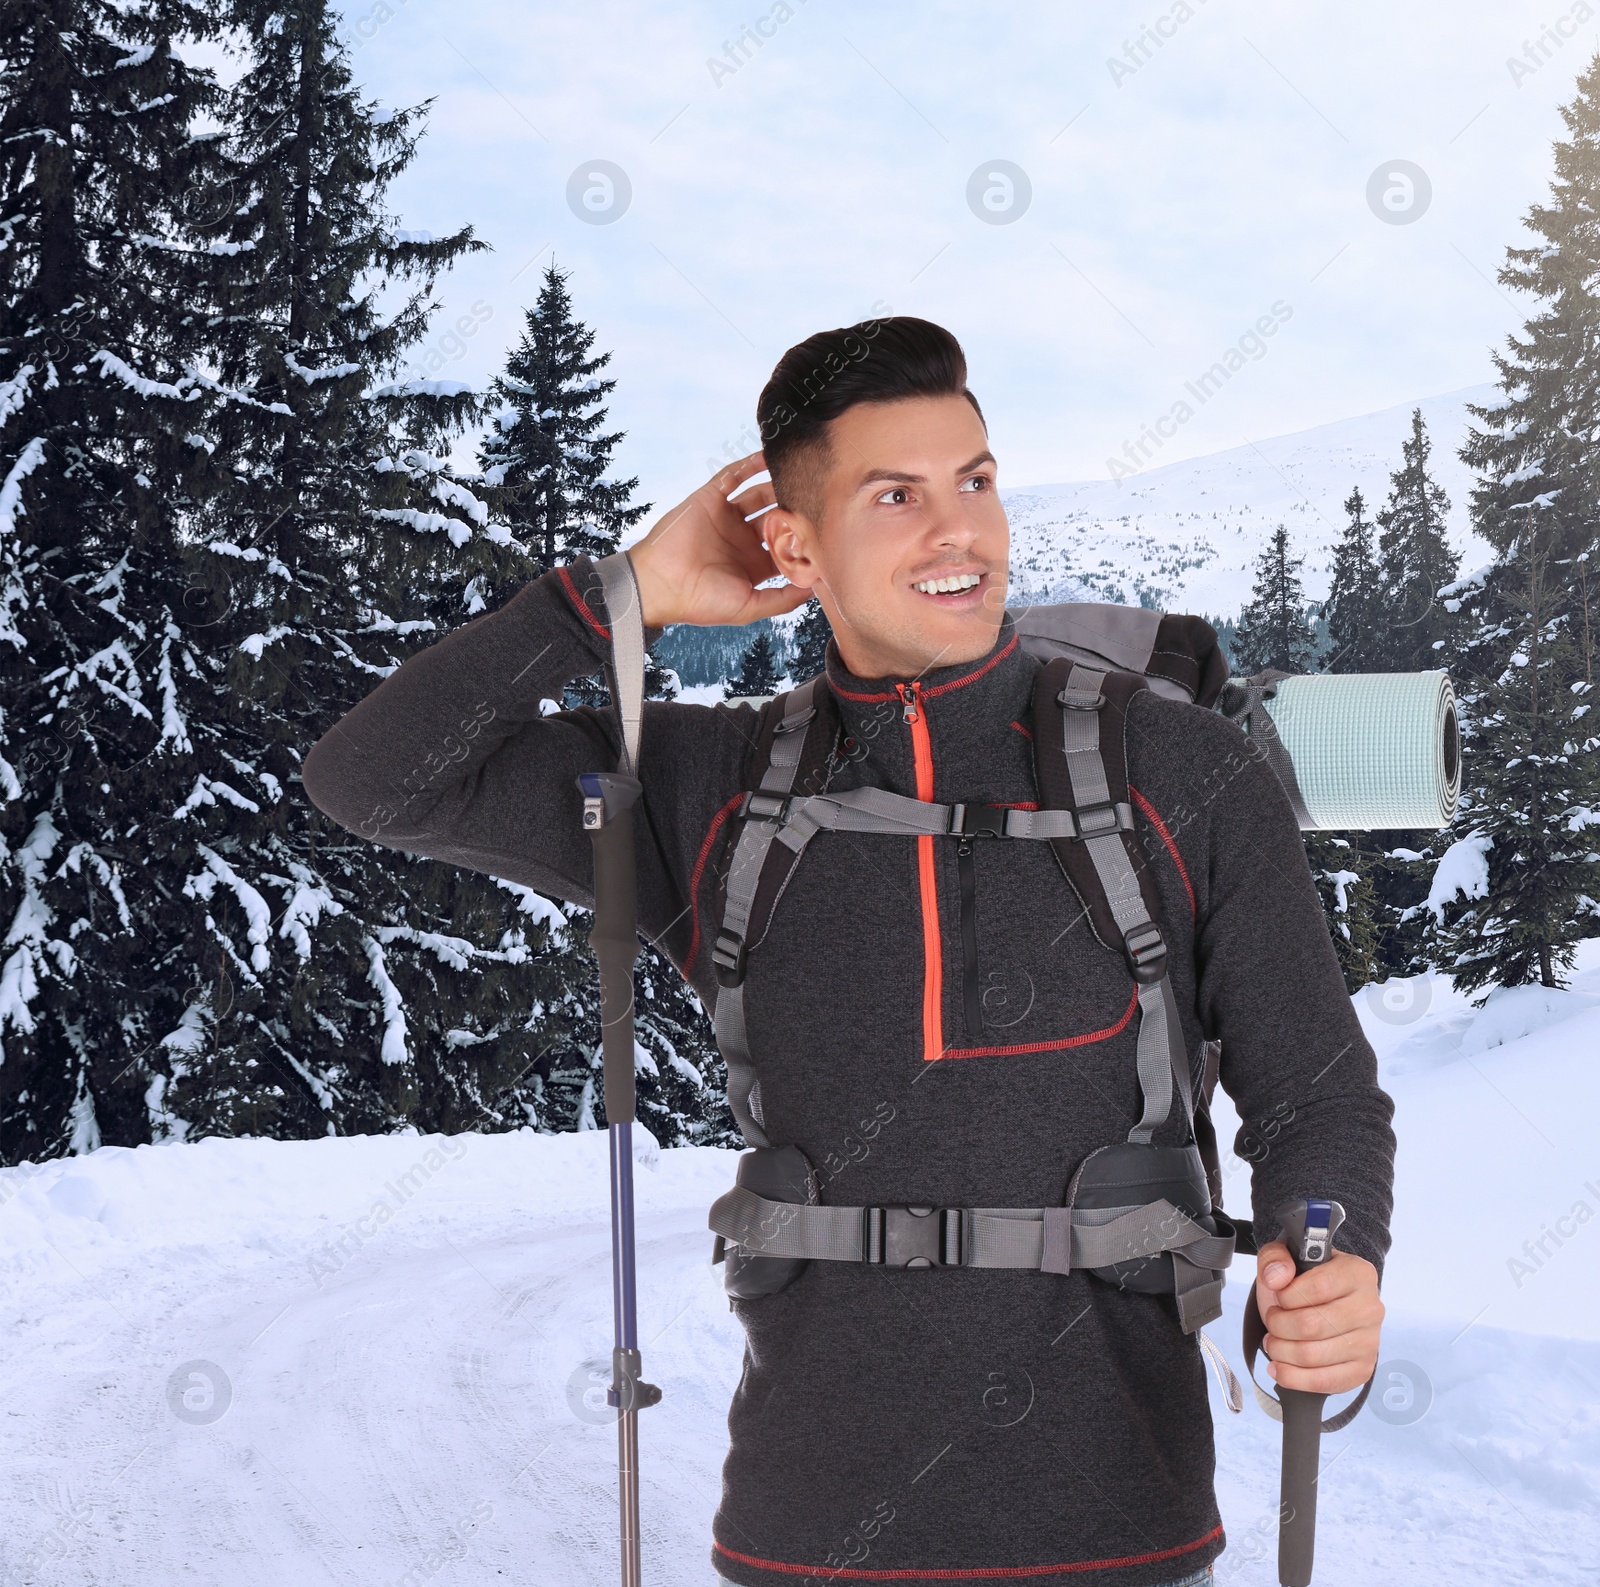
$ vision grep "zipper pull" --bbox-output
[897,682,920,724]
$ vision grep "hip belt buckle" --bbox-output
[862,1205,964,1267]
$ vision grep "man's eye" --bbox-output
[959,475,990,492]
[876,487,911,506]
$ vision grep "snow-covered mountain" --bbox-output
[1001,387,1499,618]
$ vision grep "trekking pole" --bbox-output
[1273,1197,1343,1587]
[579,551,659,1587]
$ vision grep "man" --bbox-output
[302,317,1393,1587]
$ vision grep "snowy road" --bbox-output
[3,950,1599,1585]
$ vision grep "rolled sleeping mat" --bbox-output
[1255,671,1460,830]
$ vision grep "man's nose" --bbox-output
[922,490,981,548]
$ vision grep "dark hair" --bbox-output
[756,315,984,519]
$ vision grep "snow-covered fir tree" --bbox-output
[0,0,231,1162]
[725,631,782,698]
[155,0,614,1145]
[478,262,733,1144]
[1373,409,1460,672]
[479,261,673,705]
[1231,524,1316,675]
[1427,55,1600,992]
[1324,487,1383,673]
[1425,538,1598,991]
[480,261,646,575]
[790,596,831,681]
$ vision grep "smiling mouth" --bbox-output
[910,571,984,597]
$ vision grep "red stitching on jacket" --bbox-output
[1010,719,1033,739]
[923,632,1019,697]
[712,1522,1223,1578]
[1128,783,1194,920]
[828,633,1020,703]
[687,792,745,967]
[935,982,1138,1060]
[557,564,612,642]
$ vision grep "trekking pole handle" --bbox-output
[580,772,643,1126]
[1274,1197,1345,1587]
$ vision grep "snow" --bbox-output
[672,680,736,707]
[183,845,273,973]
[3,946,1599,1583]
[283,351,360,382]
[374,506,474,546]
[366,378,474,399]
[88,350,197,402]
[1424,832,1492,922]
[362,934,411,1066]
[0,364,35,427]
[0,434,47,571]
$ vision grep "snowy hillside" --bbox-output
[1002,387,1499,617]
[2,943,1597,1586]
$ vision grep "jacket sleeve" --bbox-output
[299,557,758,977]
[1191,719,1398,1280]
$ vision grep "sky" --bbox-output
[331,0,1597,512]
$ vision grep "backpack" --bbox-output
[705,605,1257,1367]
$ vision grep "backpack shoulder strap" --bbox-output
[1031,656,1194,1146]
[709,678,836,1145]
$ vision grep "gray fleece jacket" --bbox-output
[300,556,1396,1587]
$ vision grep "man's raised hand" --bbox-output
[626,452,811,630]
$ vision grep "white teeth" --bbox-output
[914,573,981,594]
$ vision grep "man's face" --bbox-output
[763,394,1009,679]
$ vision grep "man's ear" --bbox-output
[763,504,823,592]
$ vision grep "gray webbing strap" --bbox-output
[1215,671,1314,830]
[709,1185,1234,1332]
[772,786,1088,849]
[592,551,647,776]
[707,1182,871,1261]
[712,680,821,1147]
[1060,664,1194,1145]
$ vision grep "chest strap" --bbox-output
[707,1182,1234,1334]
[747,784,1126,846]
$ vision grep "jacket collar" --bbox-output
[823,614,1036,757]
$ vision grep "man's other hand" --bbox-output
[627,452,811,630]
[1254,1240,1383,1395]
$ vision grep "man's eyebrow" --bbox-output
[854,451,997,491]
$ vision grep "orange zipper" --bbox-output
[897,681,943,1062]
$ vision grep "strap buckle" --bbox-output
[739,791,791,822]
[1123,922,1168,983]
[1073,800,1133,839]
[1057,687,1106,711]
[862,1205,964,1267]
[712,928,748,988]
[950,803,1008,839]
